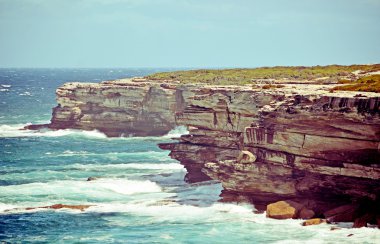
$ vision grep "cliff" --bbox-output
[45,79,181,136]
[158,83,380,214]
[31,66,380,225]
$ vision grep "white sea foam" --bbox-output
[42,151,170,163]
[88,179,162,195]
[0,124,107,138]
[69,162,183,170]
[0,123,189,140]
[19,91,32,96]
[88,202,380,243]
[0,88,9,92]
[163,126,189,138]
[2,188,380,243]
[1,84,11,88]
[88,201,254,223]
[61,150,90,155]
[0,178,162,202]
[0,203,17,212]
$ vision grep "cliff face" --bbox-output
[45,77,380,215]
[48,79,181,136]
[158,84,380,212]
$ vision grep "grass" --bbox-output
[146,64,380,85]
[331,74,380,93]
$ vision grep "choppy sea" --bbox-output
[0,68,379,243]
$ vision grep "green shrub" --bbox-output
[147,64,380,85]
[331,74,380,93]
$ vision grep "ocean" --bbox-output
[0,68,379,243]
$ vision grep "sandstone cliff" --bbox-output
[35,73,380,223]
[46,79,181,136]
[158,83,380,215]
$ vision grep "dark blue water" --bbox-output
[1,69,378,243]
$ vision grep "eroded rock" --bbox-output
[324,204,359,223]
[24,204,93,212]
[237,150,257,164]
[299,208,315,219]
[266,200,303,219]
[302,218,326,226]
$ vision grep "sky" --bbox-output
[0,0,379,68]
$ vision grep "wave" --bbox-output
[68,162,184,171]
[44,151,171,163]
[88,178,162,195]
[2,194,380,243]
[87,201,380,243]
[0,203,17,212]
[86,201,256,224]
[1,162,183,191]
[0,124,107,139]
[1,84,11,88]
[0,178,162,201]
[0,123,188,140]
[163,126,189,138]
[19,91,32,96]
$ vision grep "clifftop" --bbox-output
[146,64,380,87]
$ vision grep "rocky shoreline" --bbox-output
[27,72,380,228]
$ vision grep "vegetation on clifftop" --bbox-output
[146,64,380,85]
[331,74,380,93]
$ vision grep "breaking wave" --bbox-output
[0,124,107,139]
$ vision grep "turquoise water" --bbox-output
[1,69,379,243]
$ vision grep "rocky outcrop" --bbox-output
[35,75,380,224]
[158,81,380,221]
[302,218,326,226]
[38,78,182,136]
[7,204,93,212]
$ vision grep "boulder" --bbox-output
[299,208,315,219]
[353,213,373,228]
[324,204,359,223]
[266,200,303,219]
[237,151,257,164]
[302,218,326,226]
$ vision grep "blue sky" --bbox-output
[0,0,379,68]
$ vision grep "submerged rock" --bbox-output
[330,226,341,231]
[25,204,93,211]
[302,218,326,226]
[23,124,49,130]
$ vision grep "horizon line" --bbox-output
[0,63,379,70]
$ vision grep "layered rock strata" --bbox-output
[38,77,380,222]
[44,79,181,136]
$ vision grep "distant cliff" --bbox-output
[31,65,380,225]
[47,79,180,136]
